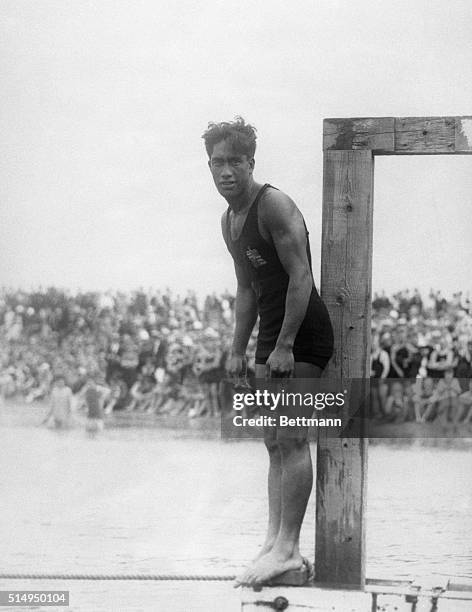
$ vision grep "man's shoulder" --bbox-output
[261,185,294,207]
[259,186,302,228]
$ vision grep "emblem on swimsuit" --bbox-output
[246,247,267,269]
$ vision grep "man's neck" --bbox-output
[226,180,261,213]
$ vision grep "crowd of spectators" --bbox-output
[0,287,471,426]
[0,287,239,418]
[370,289,472,425]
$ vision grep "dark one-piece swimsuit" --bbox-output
[225,183,334,369]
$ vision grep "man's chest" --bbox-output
[228,209,251,242]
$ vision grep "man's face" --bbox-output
[208,139,254,198]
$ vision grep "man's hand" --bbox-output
[227,353,247,383]
[265,346,294,379]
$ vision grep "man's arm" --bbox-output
[232,268,258,358]
[260,192,313,377]
[221,213,257,378]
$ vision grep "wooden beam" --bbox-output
[323,116,472,154]
[316,150,372,588]
[323,117,394,154]
[394,116,455,153]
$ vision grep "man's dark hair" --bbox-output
[202,116,257,159]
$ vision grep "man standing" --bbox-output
[203,117,334,587]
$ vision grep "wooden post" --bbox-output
[315,149,373,587]
[315,115,471,589]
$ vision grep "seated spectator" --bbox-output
[434,367,462,425]
[388,327,416,378]
[0,366,17,399]
[384,381,410,423]
[427,336,454,379]
[128,372,156,412]
[416,340,433,379]
[105,333,122,382]
[25,362,52,403]
[70,366,88,394]
[414,377,437,423]
[371,333,390,378]
[118,334,140,389]
[104,376,130,412]
[453,335,472,390]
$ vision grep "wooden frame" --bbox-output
[316,116,472,588]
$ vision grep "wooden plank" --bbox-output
[320,150,373,379]
[316,150,372,588]
[323,117,394,153]
[241,585,370,611]
[241,582,472,611]
[324,115,472,154]
[241,584,472,610]
[395,116,456,153]
[455,116,472,152]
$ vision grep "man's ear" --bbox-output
[249,158,255,172]
[207,160,212,170]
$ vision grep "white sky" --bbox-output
[1,0,471,297]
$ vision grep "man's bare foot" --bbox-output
[235,550,304,587]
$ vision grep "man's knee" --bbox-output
[264,428,279,454]
[264,437,280,455]
[276,434,309,455]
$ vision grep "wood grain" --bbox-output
[324,115,472,154]
[394,116,455,153]
[315,150,372,588]
[323,117,394,153]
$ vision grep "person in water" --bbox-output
[42,375,74,428]
[81,374,110,432]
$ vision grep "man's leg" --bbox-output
[255,425,282,559]
[237,362,321,586]
[252,363,282,560]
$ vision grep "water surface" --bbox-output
[1,404,471,611]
